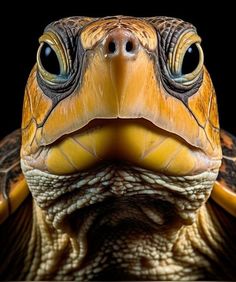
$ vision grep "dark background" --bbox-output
[0,2,235,139]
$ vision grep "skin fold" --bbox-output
[0,16,235,281]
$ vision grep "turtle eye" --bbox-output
[39,43,60,75]
[168,31,204,85]
[181,44,200,75]
[37,31,70,83]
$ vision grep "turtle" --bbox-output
[0,15,235,281]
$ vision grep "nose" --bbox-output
[104,28,139,58]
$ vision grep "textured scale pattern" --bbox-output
[20,162,227,280]
[146,17,195,56]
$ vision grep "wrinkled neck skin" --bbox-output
[21,161,236,281]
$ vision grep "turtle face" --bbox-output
[20,17,222,233]
[21,16,221,176]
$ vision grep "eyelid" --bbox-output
[167,30,204,85]
[173,43,204,85]
[37,31,70,83]
[169,30,201,75]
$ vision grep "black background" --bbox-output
[0,2,235,139]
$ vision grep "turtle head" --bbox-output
[21,16,221,175]
[20,17,222,234]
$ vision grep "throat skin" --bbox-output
[20,200,236,281]
[20,161,235,280]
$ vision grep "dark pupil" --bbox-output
[181,44,199,75]
[40,43,60,75]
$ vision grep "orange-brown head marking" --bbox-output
[21,16,222,176]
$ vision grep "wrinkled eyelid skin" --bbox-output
[168,30,203,76]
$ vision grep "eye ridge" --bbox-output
[40,43,61,76]
[181,43,200,75]
[157,30,204,100]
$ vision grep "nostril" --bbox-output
[105,32,138,56]
[125,40,134,52]
[108,41,116,53]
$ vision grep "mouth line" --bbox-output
[40,117,221,176]
[49,117,197,151]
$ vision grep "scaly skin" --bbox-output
[18,160,232,280]
[20,163,235,280]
